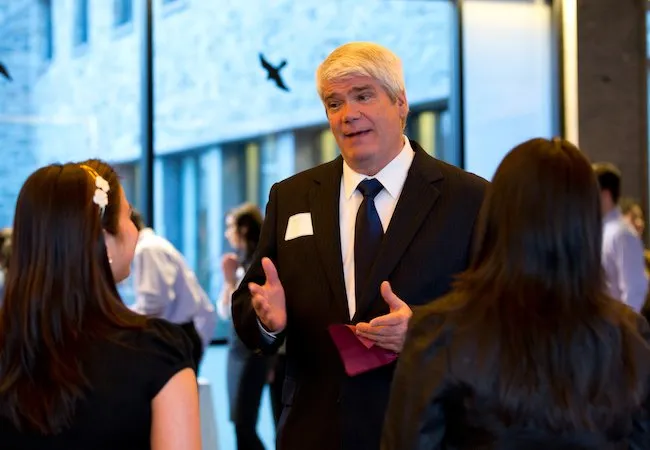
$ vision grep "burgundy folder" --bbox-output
[328,324,398,377]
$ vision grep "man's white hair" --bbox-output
[316,42,407,105]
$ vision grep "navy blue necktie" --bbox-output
[354,178,384,308]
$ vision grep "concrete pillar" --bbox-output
[571,0,648,209]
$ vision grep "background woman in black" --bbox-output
[0,160,200,450]
[382,138,650,449]
[219,202,271,450]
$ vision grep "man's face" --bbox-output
[321,75,408,176]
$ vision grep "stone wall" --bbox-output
[0,0,452,225]
[0,0,41,227]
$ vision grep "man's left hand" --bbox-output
[355,281,413,353]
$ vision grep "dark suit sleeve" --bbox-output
[381,306,452,450]
[231,183,285,355]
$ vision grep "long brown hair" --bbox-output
[452,138,645,433]
[0,160,145,435]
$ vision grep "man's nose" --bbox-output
[342,103,361,123]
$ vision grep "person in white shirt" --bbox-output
[594,163,648,312]
[130,210,217,368]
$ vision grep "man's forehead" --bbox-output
[323,76,378,96]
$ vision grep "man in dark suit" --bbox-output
[232,42,486,450]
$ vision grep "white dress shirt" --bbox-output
[601,208,648,312]
[259,137,415,338]
[340,137,415,318]
[131,228,217,348]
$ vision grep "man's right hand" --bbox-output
[249,257,287,333]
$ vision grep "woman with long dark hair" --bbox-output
[382,138,650,449]
[218,203,271,450]
[0,160,200,450]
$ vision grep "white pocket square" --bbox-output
[285,212,314,241]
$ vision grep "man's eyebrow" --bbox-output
[324,85,376,102]
[349,85,374,93]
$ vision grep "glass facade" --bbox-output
[463,0,555,179]
[148,0,461,339]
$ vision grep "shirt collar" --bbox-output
[138,227,155,243]
[342,136,415,200]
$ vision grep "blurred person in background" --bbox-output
[0,160,200,450]
[130,210,217,370]
[594,163,648,313]
[219,203,273,450]
[383,138,650,449]
[620,198,650,325]
[620,197,646,238]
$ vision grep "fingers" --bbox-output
[250,293,266,314]
[355,330,403,353]
[369,312,404,327]
[249,281,285,332]
[222,253,238,270]
[251,290,273,326]
[380,281,407,310]
[356,323,402,338]
[356,313,409,353]
[222,252,238,262]
[248,282,265,297]
[261,257,280,285]
[249,283,269,314]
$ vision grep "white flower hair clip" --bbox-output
[80,164,110,216]
[93,177,110,214]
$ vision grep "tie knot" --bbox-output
[357,178,384,199]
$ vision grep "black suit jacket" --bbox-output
[232,141,487,450]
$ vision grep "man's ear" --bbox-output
[396,91,408,119]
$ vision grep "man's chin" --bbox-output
[343,147,377,162]
[342,148,383,174]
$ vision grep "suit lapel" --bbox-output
[309,157,350,322]
[353,143,444,321]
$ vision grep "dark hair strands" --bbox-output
[448,138,646,437]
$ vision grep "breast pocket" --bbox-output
[277,234,320,277]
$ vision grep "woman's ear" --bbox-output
[103,230,115,265]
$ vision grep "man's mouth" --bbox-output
[344,130,372,138]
